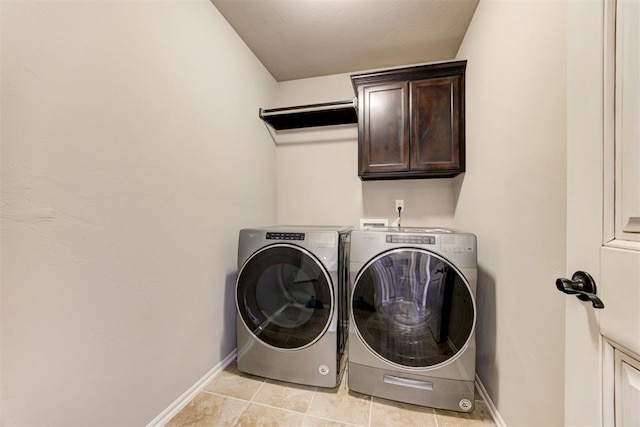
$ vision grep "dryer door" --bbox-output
[352,248,475,368]
[236,244,334,350]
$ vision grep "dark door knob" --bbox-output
[556,271,604,309]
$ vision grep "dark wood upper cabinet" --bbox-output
[351,61,466,180]
[361,82,409,173]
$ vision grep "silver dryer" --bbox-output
[236,226,352,388]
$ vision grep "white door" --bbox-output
[565,1,640,425]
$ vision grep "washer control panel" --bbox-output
[441,235,475,253]
[386,234,436,245]
[266,232,305,241]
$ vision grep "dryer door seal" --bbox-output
[236,244,334,350]
[351,248,475,369]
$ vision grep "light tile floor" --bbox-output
[167,360,497,427]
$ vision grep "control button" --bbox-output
[266,232,305,240]
[386,234,436,244]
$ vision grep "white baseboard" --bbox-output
[147,349,237,427]
[475,374,506,427]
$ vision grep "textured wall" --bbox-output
[455,1,567,425]
[0,1,276,425]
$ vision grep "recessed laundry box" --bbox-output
[348,227,477,412]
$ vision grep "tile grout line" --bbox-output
[200,375,267,425]
[203,367,492,426]
[207,377,365,425]
[230,399,250,427]
[200,390,254,404]
[170,355,495,426]
[307,392,369,426]
[305,386,318,416]
[249,378,268,402]
[207,388,489,427]
[193,390,251,427]
[204,382,340,422]
[433,407,440,427]
[229,397,362,424]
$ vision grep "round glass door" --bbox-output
[236,244,334,350]
[352,248,475,368]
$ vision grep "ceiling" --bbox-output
[210,0,479,82]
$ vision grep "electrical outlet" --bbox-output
[395,199,404,212]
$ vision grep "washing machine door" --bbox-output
[236,244,334,350]
[352,248,475,368]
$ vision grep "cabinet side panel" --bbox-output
[362,83,409,173]
[411,77,461,171]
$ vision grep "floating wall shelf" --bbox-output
[259,98,358,130]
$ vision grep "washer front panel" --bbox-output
[351,248,475,369]
[237,244,334,350]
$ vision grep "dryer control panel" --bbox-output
[266,232,305,241]
[386,234,435,245]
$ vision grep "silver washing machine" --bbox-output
[236,226,352,388]
[349,227,477,412]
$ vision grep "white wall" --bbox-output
[1,0,572,424]
[274,2,568,426]
[0,1,277,425]
[274,74,459,228]
[455,1,567,425]
[274,74,361,227]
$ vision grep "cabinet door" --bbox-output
[359,82,409,174]
[615,349,640,426]
[410,76,463,172]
